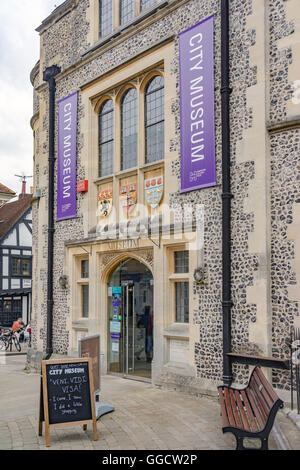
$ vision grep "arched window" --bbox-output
[140,0,156,11]
[99,0,113,38]
[98,100,114,177]
[145,75,164,164]
[120,0,134,25]
[121,88,138,170]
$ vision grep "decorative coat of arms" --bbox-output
[145,176,164,209]
[120,183,137,215]
[98,189,113,217]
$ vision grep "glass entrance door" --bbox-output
[107,258,153,380]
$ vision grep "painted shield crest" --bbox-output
[120,183,137,215]
[98,189,113,217]
[145,176,164,209]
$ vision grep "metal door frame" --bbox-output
[122,282,136,378]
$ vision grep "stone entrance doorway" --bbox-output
[107,258,154,381]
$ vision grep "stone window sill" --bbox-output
[72,320,89,329]
[140,159,165,173]
[163,322,189,339]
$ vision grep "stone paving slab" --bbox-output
[0,355,297,450]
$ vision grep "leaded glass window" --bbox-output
[99,100,114,177]
[174,251,189,274]
[141,0,157,11]
[145,75,164,164]
[82,285,89,318]
[175,282,189,323]
[121,88,138,170]
[120,0,134,25]
[81,260,89,279]
[99,0,113,37]
[11,258,31,277]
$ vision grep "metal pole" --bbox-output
[291,328,294,411]
[126,285,129,375]
[132,285,135,373]
[43,65,61,359]
[221,0,233,386]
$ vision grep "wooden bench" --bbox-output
[218,366,284,450]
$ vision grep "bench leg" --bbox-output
[260,437,268,451]
[235,436,269,451]
[235,437,244,451]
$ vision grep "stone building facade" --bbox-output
[30,0,300,400]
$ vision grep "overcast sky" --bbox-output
[0,0,65,196]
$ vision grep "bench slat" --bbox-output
[251,371,274,411]
[218,388,230,428]
[229,389,243,429]
[224,387,236,427]
[249,376,270,420]
[246,388,266,430]
[240,389,260,432]
[234,390,251,431]
[255,367,279,402]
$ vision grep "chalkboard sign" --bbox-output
[39,358,98,447]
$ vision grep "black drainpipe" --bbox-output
[43,65,61,360]
[221,0,233,386]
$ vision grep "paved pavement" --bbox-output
[0,355,299,451]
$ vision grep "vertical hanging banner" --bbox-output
[57,91,78,221]
[179,15,216,193]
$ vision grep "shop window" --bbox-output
[120,0,134,25]
[12,299,22,315]
[3,300,11,313]
[121,88,138,170]
[145,75,164,164]
[0,299,14,327]
[141,0,157,11]
[81,285,89,318]
[99,99,114,177]
[99,0,113,38]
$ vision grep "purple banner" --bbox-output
[57,91,78,221]
[179,15,216,193]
